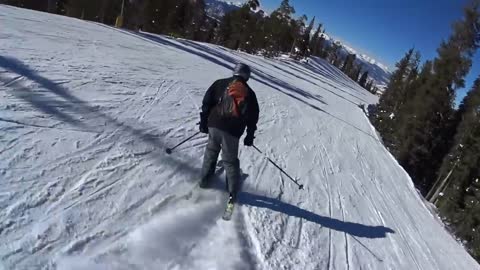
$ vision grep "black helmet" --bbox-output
[233,63,251,81]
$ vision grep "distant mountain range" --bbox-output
[320,33,391,90]
[205,0,243,20]
[205,0,391,89]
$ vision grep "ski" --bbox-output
[222,199,235,221]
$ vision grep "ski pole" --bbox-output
[252,145,304,190]
[166,131,201,154]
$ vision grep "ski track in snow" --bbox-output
[0,5,479,270]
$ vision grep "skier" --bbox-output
[199,63,260,207]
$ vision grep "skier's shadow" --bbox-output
[237,192,395,239]
[202,163,394,239]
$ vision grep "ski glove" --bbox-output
[199,113,208,134]
[244,133,254,146]
[199,121,208,134]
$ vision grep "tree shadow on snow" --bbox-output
[105,30,378,141]
[280,59,370,104]
[267,59,368,106]
[205,174,394,240]
[0,55,91,130]
[92,25,329,110]
[238,192,395,239]
[88,26,382,142]
[0,55,205,181]
[140,32,329,107]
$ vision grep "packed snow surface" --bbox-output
[0,5,478,270]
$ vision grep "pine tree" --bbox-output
[392,59,433,158]
[222,6,247,49]
[247,0,260,10]
[3,0,48,11]
[295,16,315,58]
[289,15,306,57]
[359,71,369,87]
[351,64,362,81]
[216,11,234,46]
[309,23,323,56]
[98,0,124,25]
[200,17,217,43]
[263,0,296,56]
[277,0,295,17]
[142,0,169,33]
[317,33,328,58]
[246,12,266,53]
[327,41,342,66]
[373,2,480,195]
[396,2,480,194]
[184,0,206,40]
[434,77,480,261]
[371,48,419,153]
[241,4,264,52]
[64,0,102,20]
[433,77,480,202]
[165,0,188,36]
[137,0,205,38]
[215,1,263,52]
[365,79,374,92]
[341,53,356,76]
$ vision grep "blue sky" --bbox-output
[235,0,480,104]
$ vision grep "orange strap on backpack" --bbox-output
[227,80,249,117]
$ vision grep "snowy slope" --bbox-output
[0,5,478,270]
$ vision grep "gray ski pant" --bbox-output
[200,127,240,195]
